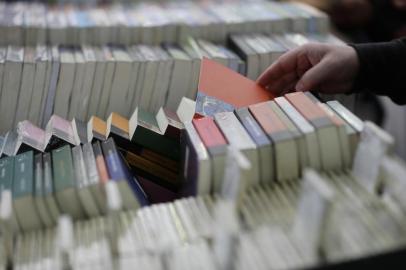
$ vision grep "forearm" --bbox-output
[350,38,406,105]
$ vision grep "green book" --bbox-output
[13,151,42,231]
[0,156,14,195]
[34,154,53,227]
[72,145,100,218]
[0,156,20,232]
[43,152,61,225]
[52,145,84,219]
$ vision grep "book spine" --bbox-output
[102,138,149,206]
[42,152,60,224]
[92,141,110,184]
[52,145,76,191]
[0,156,14,197]
[13,151,34,200]
[235,108,270,146]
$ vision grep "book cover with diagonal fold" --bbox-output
[197,57,274,114]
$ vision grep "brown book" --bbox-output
[249,101,300,181]
[88,116,107,142]
[249,102,292,142]
[285,92,343,171]
[107,112,130,138]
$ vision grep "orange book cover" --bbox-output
[285,92,327,121]
[249,102,288,135]
[192,117,227,148]
[90,116,107,138]
[198,58,274,109]
[318,103,346,127]
[110,112,129,134]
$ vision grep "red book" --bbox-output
[249,102,290,139]
[285,92,341,172]
[198,58,274,109]
[192,117,227,150]
[192,116,228,193]
[285,92,331,128]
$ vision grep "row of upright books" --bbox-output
[0,138,149,233]
[0,55,367,217]
[186,90,363,197]
[0,96,196,199]
[3,147,406,270]
[0,32,345,134]
[0,87,366,229]
[0,43,206,134]
[0,58,405,270]
[0,1,329,46]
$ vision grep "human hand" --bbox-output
[392,0,406,10]
[257,43,360,96]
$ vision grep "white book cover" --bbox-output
[28,46,49,126]
[0,46,23,133]
[214,112,260,186]
[53,47,75,119]
[107,46,133,117]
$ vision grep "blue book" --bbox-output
[102,138,148,209]
[195,92,235,117]
[235,107,274,183]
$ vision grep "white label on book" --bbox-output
[352,121,394,193]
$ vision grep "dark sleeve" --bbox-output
[350,38,406,105]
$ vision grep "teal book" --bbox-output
[13,151,42,231]
[0,156,20,231]
[0,156,14,196]
[34,154,53,227]
[52,145,84,219]
[43,152,61,225]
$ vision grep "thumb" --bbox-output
[295,58,333,92]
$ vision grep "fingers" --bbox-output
[295,58,333,92]
[256,48,302,88]
[266,72,298,96]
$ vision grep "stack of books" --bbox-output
[0,32,347,134]
[0,61,404,270]
[228,32,344,80]
[0,1,405,269]
[4,152,406,270]
[0,138,149,232]
[0,1,329,46]
[0,97,196,202]
[0,44,210,133]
